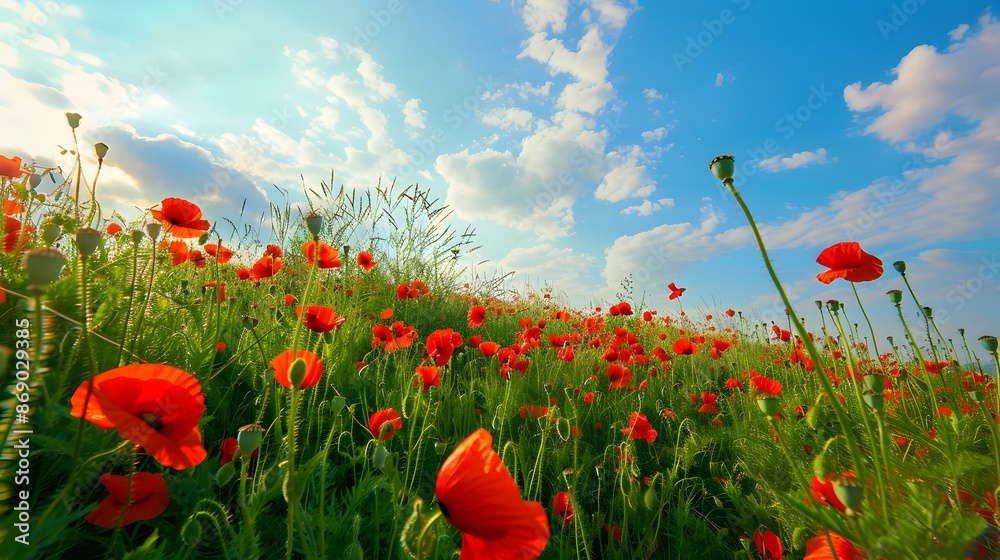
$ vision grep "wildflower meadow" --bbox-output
[2,118,1000,560]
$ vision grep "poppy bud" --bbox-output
[373,442,388,469]
[305,212,323,237]
[709,154,735,181]
[216,461,236,486]
[197,232,210,245]
[886,290,902,304]
[66,112,82,129]
[331,396,346,416]
[41,223,62,246]
[131,230,144,245]
[75,227,102,257]
[29,174,42,189]
[886,336,894,346]
[756,397,781,417]
[833,472,863,513]
[146,222,162,241]
[241,316,258,330]
[94,142,109,160]
[893,260,906,274]
[237,423,264,455]
[980,336,998,353]
[23,248,66,291]
[288,357,308,389]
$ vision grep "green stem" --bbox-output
[851,283,880,359]
[724,180,869,490]
[285,387,299,560]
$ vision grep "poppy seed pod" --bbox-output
[131,230,144,245]
[886,290,902,304]
[76,227,102,256]
[922,307,933,319]
[814,300,823,309]
[980,336,998,353]
[94,142,109,160]
[146,222,162,242]
[237,423,264,455]
[23,248,66,290]
[709,154,735,181]
[305,212,324,237]
[66,112,82,129]
[893,261,906,274]
[29,174,42,189]
[41,223,62,246]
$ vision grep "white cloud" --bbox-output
[949,23,970,41]
[403,98,426,128]
[348,46,399,99]
[715,72,725,87]
[509,81,554,99]
[522,0,569,34]
[844,14,1000,142]
[758,148,832,172]
[642,88,663,102]
[519,26,610,85]
[589,0,635,31]
[641,127,666,143]
[489,243,598,303]
[482,106,534,131]
[595,145,655,202]
[620,198,674,216]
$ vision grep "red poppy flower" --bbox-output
[426,328,463,367]
[519,404,550,419]
[724,378,745,390]
[106,223,122,237]
[607,363,633,390]
[698,393,719,414]
[0,154,26,178]
[150,198,210,239]
[219,437,258,465]
[371,321,418,352]
[815,242,883,284]
[725,308,735,317]
[204,242,233,263]
[236,267,252,280]
[415,366,440,391]
[187,250,206,268]
[70,364,207,470]
[809,474,848,513]
[479,341,500,357]
[369,408,402,441]
[754,529,784,560]
[668,282,686,300]
[303,240,341,268]
[751,375,783,396]
[85,472,171,528]
[672,337,698,355]
[201,281,226,303]
[803,531,865,560]
[468,305,486,329]
[435,429,549,558]
[264,244,282,258]
[553,491,574,526]
[621,412,657,442]
[270,349,323,390]
[251,254,281,280]
[168,241,188,266]
[356,251,376,271]
[298,305,346,333]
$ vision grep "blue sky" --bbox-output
[1,1,998,355]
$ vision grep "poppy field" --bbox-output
[2,119,1000,559]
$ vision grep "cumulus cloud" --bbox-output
[403,98,426,128]
[641,127,667,143]
[522,0,569,34]
[642,88,663,102]
[758,148,832,172]
[482,107,534,131]
[620,198,674,216]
